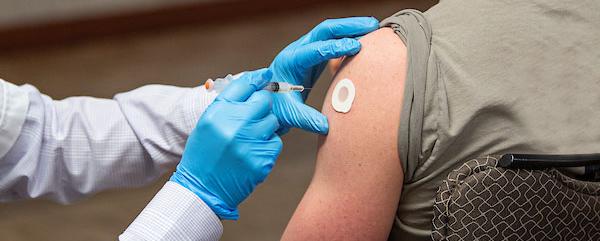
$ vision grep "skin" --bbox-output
[281,28,408,241]
[327,57,344,74]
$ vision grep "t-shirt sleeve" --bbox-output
[380,9,438,183]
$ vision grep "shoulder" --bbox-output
[321,27,407,150]
[341,27,406,78]
[287,27,408,239]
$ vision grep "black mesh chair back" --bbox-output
[432,154,600,241]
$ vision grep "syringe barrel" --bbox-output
[206,74,235,92]
[207,75,304,93]
[263,82,304,93]
[264,82,282,92]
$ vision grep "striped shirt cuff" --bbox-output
[120,181,223,241]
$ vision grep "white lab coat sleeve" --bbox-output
[120,181,223,241]
[0,79,218,204]
[0,79,29,158]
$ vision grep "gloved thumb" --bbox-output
[296,38,361,70]
[217,69,272,102]
[274,97,329,135]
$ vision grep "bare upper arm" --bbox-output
[281,28,407,241]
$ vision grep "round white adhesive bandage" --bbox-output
[331,78,355,113]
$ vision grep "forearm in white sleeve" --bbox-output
[0,80,218,204]
[0,79,28,159]
[119,181,223,241]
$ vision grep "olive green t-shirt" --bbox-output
[381,1,600,240]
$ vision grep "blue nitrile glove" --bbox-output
[269,17,379,135]
[170,69,282,220]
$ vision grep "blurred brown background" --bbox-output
[0,0,435,240]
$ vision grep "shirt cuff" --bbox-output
[0,79,29,159]
[120,181,223,241]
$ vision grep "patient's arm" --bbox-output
[281,28,407,241]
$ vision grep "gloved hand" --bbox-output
[170,69,282,220]
[269,17,379,135]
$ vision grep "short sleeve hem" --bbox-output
[380,10,436,183]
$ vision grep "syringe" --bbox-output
[204,74,306,93]
[263,82,306,93]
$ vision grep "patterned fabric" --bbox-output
[120,182,223,241]
[0,81,217,204]
[432,155,600,241]
[1,80,225,240]
[0,79,29,158]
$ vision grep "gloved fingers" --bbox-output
[276,126,290,136]
[276,99,329,135]
[246,113,280,140]
[217,68,272,102]
[295,38,361,69]
[244,90,274,120]
[293,103,329,135]
[257,162,274,184]
[307,17,379,43]
[255,135,282,183]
